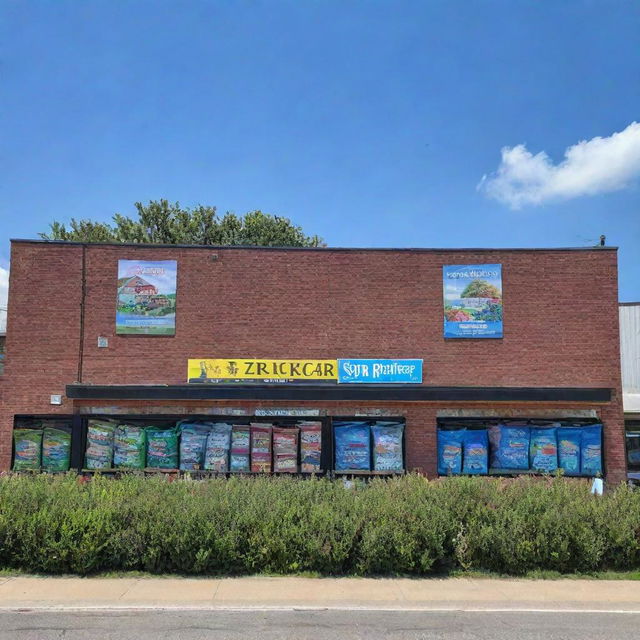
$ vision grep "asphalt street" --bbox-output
[1,609,638,640]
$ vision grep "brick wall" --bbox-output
[0,241,625,480]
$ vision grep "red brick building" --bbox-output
[0,240,626,481]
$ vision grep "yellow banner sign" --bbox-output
[188,359,338,382]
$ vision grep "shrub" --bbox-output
[0,474,638,576]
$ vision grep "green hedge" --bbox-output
[0,474,639,576]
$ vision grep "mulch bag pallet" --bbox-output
[204,423,232,472]
[489,425,530,470]
[334,422,371,471]
[273,427,299,473]
[230,425,250,472]
[581,425,603,476]
[437,429,465,475]
[557,428,581,476]
[85,420,116,470]
[145,426,179,469]
[41,427,71,472]
[250,424,273,473]
[462,429,489,475]
[372,423,404,472]
[530,427,558,473]
[179,422,212,471]
[13,429,43,471]
[113,424,147,469]
[299,422,322,473]
[439,423,604,477]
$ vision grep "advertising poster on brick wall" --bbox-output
[443,264,503,338]
[116,260,177,335]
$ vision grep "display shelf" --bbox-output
[435,469,598,478]
[333,469,405,476]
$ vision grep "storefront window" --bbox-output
[625,423,640,476]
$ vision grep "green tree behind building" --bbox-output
[40,199,324,247]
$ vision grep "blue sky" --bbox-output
[1,0,639,309]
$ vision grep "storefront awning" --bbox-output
[66,384,612,403]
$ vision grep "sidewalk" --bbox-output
[1,576,639,612]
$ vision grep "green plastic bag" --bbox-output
[145,426,179,468]
[113,424,146,469]
[42,427,71,472]
[13,429,43,470]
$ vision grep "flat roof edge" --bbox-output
[10,239,619,252]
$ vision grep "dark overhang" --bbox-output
[66,384,612,403]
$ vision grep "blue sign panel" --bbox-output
[443,264,503,339]
[338,359,423,384]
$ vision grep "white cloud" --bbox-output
[0,267,8,332]
[479,122,640,209]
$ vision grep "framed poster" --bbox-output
[116,260,177,335]
[443,264,503,338]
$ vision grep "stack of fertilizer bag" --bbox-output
[178,421,212,471]
[41,426,72,471]
[113,423,146,469]
[436,428,491,475]
[204,423,232,472]
[250,423,273,472]
[334,421,371,471]
[273,427,299,473]
[12,428,44,470]
[145,426,179,469]
[84,420,117,469]
[230,425,251,472]
[13,424,73,472]
[437,423,603,477]
[299,421,322,473]
[84,420,148,470]
[371,422,404,472]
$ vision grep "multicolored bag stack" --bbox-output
[299,422,322,473]
[273,427,299,473]
[85,420,116,469]
[372,423,404,472]
[178,422,211,471]
[41,427,71,472]
[113,424,147,469]
[204,423,232,472]
[230,425,251,472]
[250,424,272,473]
[12,429,43,470]
[145,427,179,469]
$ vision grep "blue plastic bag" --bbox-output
[557,428,581,476]
[581,425,603,476]
[372,423,404,472]
[334,422,371,471]
[489,425,530,470]
[462,429,488,475]
[530,427,558,473]
[437,429,465,475]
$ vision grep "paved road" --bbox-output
[1,609,638,640]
